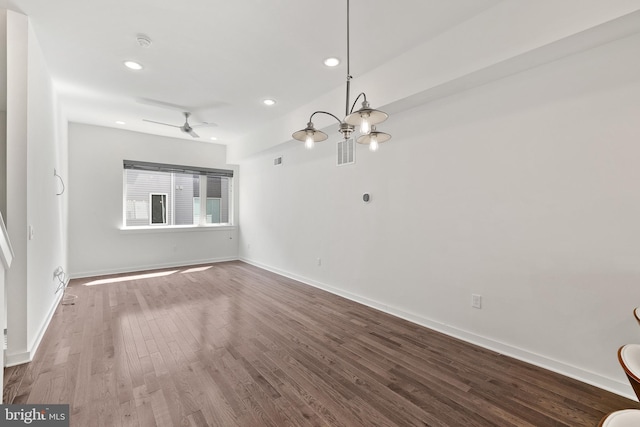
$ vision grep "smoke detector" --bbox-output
[136,34,152,48]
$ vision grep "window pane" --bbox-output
[206,198,221,223]
[205,176,230,224]
[174,173,199,225]
[125,169,172,226]
[150,194,167,224]
[193,197,200,224]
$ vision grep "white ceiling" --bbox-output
[1,0,500,144]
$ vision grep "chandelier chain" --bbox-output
[345,0,351,117]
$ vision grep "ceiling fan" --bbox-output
[143,112,216,138]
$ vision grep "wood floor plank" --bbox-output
[4,261,639,426]
[118,399,140,427]
[188,359,242,427]
[3,362,27,403]
[133,384,157,427]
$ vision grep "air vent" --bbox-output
[274,156,283,166]
[337,137,355,166]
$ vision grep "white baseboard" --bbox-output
[5,350,30,367]
[5,289,63,368]
[69,256,238,280]
[240,257,635,401]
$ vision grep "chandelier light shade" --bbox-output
[292,121,329,149]
[344,98,389,135]
[292,0,391,151]
[356,126,391,152]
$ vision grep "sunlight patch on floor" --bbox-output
[83,270,179,286]
[180,266,212,274]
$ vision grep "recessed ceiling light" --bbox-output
[324,57,340,67]
[210,137,218,141]
[263,99,276,106]
[115,121,126,125]
[124,60,143,70]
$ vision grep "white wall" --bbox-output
[0,8,6,222]
[239,32,640,397]
[0,111,6,219]
[5,10,68,366]
[25,20,67,357]
[6,9,30,363]
[68,123,239,278]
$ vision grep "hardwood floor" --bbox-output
[4,261,638,426]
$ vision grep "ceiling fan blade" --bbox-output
[145,112,199,138]
[191,122,218,128]
[143,119,181,128]
[137,98,192,112]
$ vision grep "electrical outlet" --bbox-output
[472,294,482,309]
[317,258,322,266]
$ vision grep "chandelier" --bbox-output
[292,0,391,152]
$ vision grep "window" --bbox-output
[123,160,233,227]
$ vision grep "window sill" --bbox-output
[120,225,236,234]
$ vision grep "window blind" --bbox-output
[123,160,233,178]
